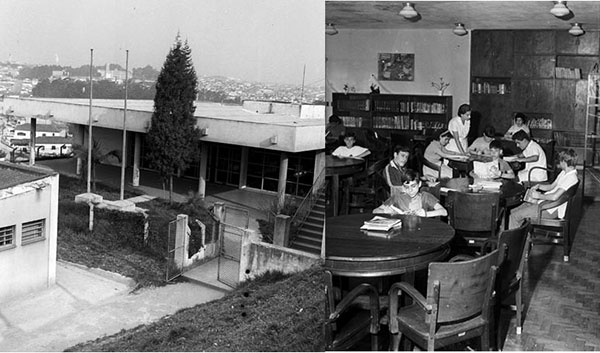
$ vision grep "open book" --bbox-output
[360,216,402,231]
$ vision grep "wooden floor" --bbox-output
[501,198,600,351]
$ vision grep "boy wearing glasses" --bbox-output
[374,169,447,217]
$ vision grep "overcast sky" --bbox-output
[0,0,325,85]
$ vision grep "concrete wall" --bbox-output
[240,240,322,282]
[326,29,472,117]
[0,173,59,302]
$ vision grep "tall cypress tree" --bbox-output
[146,34,200,201]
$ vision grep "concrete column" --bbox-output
[213,202,225,222]
[198,143,208,198]
[29,117,36,165]
[239,146,249,189]
[76,125,85,175]
[174,214,190,270]
[277,152,289,212]
[313,150,326,192]
[132,132,141,187]
[273,214,291,247]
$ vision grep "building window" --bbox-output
[247,149,280,193]
[51,145,56,150]
[16,132,26,136]
[286,152,315,197]
[0,225,15,247]
[21,219,45,243]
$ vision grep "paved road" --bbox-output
[0,261,226,351]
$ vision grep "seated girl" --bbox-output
[423,130,465,181]
[373,169,447,218]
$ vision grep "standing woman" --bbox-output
[446,104,471,155]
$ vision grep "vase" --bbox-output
[438,90,443,96]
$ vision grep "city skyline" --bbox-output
[0,0,325,86]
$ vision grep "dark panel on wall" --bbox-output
[513,31,555,54]
[514,55,555,78]
[512,79,554,112]
[556,31,600,55]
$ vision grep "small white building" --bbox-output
[12,122,68,139]
[0,162,59,302]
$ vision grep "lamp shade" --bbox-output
[399,2,418,19]
[453,23,468,36]
[550,1,570,17]
[326,23,338,36]
[569,23,584,36]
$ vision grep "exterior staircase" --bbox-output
[290,192,325,255]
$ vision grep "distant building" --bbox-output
[0,162,59,302]
[51,70,69,80]
[12,122,68,139]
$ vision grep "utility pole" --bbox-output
[120,50,129,200]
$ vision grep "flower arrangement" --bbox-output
[431,77,450,95]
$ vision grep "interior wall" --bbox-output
[325,29,471,118]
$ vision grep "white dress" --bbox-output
[446,116,470,153]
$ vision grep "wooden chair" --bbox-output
[446,190,503,253]
[324,270,381,351]
[387,249,500,351]
[344,158,389,214]
[529,181,580,262]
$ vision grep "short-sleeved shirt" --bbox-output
[332,145,369,158]
[518,140,547,182]
[469,136,494,155]
[384,160,408,187]
[447,116,470,153]
[544,169,578,218]
[505,124,530,138]
[382,191,440,213]
[423,140,453,179]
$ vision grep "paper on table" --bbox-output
[473,160,499,179]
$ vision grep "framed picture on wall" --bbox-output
[378,53,414,81]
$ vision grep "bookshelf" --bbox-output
[332,93,452,135]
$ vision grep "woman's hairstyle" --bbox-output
[403,168,420,183]
[458,104,471,116]
[435,130,452,140]
[483,125,496,138]
[345,131,356,139]
[514,112,527,123]
[558,149,578,167]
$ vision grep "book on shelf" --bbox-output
[360,216,402,231]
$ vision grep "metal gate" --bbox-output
[217,206,250,287]
[166,217,187,282]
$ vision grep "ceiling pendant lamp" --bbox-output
[326,23,338,36]
[399,2,418,19]
[550,1,570,17]
[568,23,584,36]
[453,23,468,36]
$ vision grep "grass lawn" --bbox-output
[57,175,217,288]
[65,267,326,352]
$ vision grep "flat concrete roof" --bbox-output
[28,98,319,127]
[0,162,57,190]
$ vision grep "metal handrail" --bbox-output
[290,168,327,231]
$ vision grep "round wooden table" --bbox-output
[325,213,455,277]
[326,155,365,216]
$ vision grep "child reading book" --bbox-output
[373,169,447,217]
[471,140,515,180]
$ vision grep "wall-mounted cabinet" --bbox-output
[333,93,452,135]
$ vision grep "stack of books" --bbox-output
[360,216,402,231]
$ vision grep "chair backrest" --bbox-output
[539,180,580,217]
[447,190,501,232]
[427,249,499,323]
[496,219,531,296]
